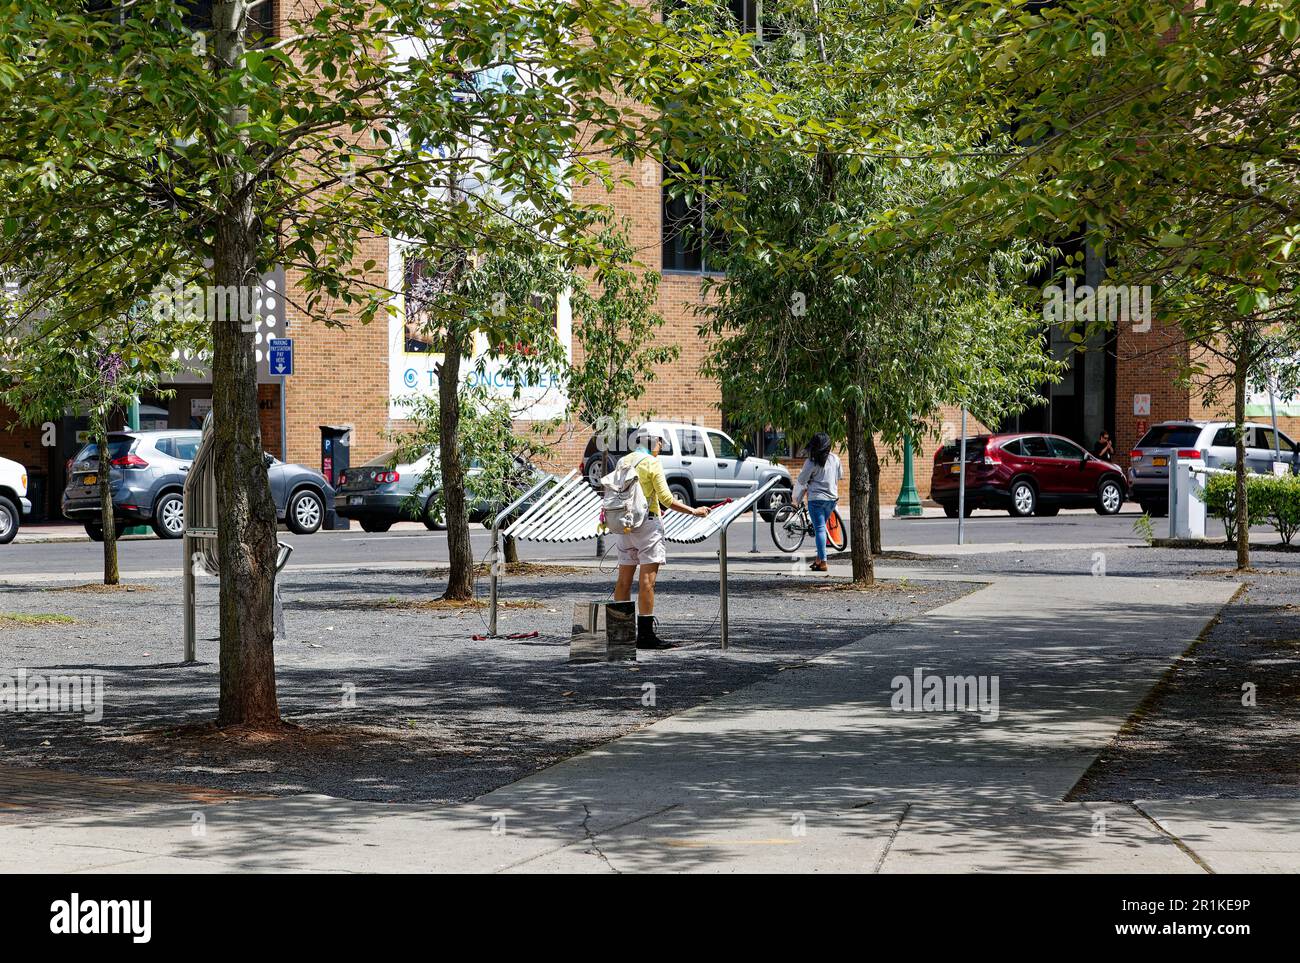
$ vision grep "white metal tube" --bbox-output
[957,408,968,545]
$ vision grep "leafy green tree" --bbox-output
[567,228,679,470]
[690,0,1063,583]
[0,303,203,583]
[887,0,1300,568]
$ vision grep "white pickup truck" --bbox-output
[0,455,31,544]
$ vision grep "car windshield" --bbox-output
[362,449,401,468]
[1138,425,1201,448]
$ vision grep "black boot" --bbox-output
[637,615,675,650]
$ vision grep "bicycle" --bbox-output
[770,502,848,554]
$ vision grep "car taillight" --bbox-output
[111,454,149,468]
[982,450,1001,465]
[376,471,400,484]
[66,457,74,474]
[339,472,347,486]
[1129,450,1143,461]
[1177,449,1201,459]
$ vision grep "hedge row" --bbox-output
[1202,471,1300,545]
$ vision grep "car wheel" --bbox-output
[286,489,324,535]
[585,455,611,490]
[759,484,791,521]
[1008,479,1037,517]
[360,519,393,533]
[152,492,185,539]
[0,495,17,545]
[422,496,446,531]
[1096,478,1124,515]
[668,482,693,507]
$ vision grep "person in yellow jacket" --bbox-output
[614,427,710,649]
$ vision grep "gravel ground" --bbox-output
[0,566,975,803]
[876,543,1300,799]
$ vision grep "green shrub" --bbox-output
[1257,474,1300,546]
[1202,471,1268,544]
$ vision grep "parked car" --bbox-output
[930,432,1128,518]
[1128,420,1300,516]
[62,430,334,539]
[334,448,543,533]
[579,421,793,517]
[0,455,31,545]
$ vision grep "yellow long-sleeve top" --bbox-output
[621,450,674,516]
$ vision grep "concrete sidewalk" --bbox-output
[6,569,1295,873]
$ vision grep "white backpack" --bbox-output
[600,452,650,533]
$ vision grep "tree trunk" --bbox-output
[865,431,882,555]
[1233,358,1250,570]
[844,403,874,585]
[439,329,475,600]
[96,425,119,586]
[504,534,520,565]
[213,3,280,728]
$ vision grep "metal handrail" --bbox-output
[487,472,564,635]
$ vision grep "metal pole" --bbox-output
[280,374,288,460]
[1169,449,1180,540]
[182,533,195,662]
[486,473,557,637]
[1269,377,1282,465]
[719,529,729,651]
[749,497,759,552]
[488,527,500,637]
[957,407,967,545]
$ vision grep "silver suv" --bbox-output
[63,430,334,539]
[1128,420,1300,515]
[580,421,793,517]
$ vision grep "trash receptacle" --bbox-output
[319,425,351,530]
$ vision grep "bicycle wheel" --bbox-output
[770,504,806,553]
[826,509,848,551]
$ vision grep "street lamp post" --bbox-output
[894,432,923,517]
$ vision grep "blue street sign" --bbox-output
[269,338,293,376]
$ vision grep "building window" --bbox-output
[662,168,729,273]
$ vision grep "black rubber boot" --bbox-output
[637,615,675,650]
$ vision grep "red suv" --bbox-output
[930,433,1128,518]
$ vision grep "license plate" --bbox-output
[1152,456,1167,467]
[349,495,363,506]
[949,464,962,474]
[84,474,97,486]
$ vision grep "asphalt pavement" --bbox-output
[3,508,1164,580]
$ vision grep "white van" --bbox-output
[0,455,31,544]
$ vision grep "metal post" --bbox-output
[488,526,500,637]
[894,432,923,517]
[182,533,196,662]
[749,498,759,552]
[719,529,729,651]
[486,473,558,637]
[957,407,968,545]
[1269,377,1282,465]
[1169,449,1180,540]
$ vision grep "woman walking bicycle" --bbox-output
[791,432,841,572]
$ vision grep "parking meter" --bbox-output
[319,425,351,530]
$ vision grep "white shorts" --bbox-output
[617,514,666,566]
